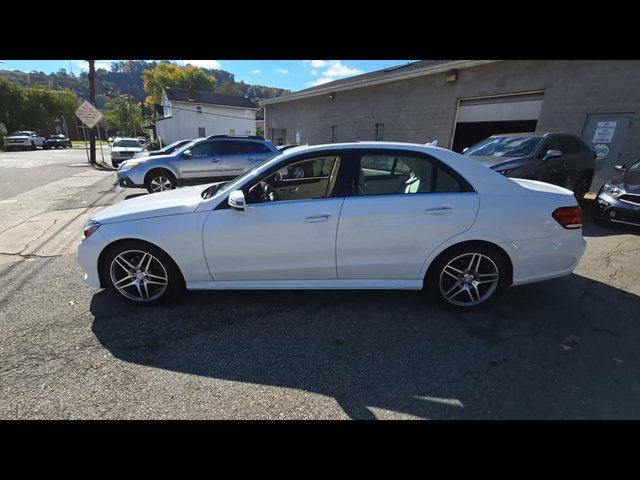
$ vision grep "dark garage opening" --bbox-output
[452,120,538,153]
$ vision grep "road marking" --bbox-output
[0,199,17,203]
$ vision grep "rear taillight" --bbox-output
[552,206,583,229]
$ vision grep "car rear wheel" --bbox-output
[426,244,508,309]
[573,174,591,200]
[145,172,176,193]
[103,241,184,305]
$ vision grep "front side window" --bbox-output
[356,153,473,196]
[558,136,579,154]
[465,136,543,158]
[537,137,563,159]
[247,156,341,204]
[186,141,212,157]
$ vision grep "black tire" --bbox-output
[145,170,177,194]
[573,173,592,200]
[111,160,119,169]
[102,240,185,306]
[426,243,509,310]
[43,144,50,150]
[5,146,12,152]
[30,142,36,150]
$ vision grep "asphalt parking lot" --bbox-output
[0,162,639,419]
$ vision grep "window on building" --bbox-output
[357,154,473,196]
[246,130,251,135]
[198,127,206,137]
[331,125,338,143]
[375,123,384,141]
[196,105,203,114]
[295,129,302,144]
[229,129,236,136]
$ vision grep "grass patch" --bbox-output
[72,140,111,146]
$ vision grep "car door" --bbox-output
[217,140,259,177]
[557,135,581,188]
[178,141,221,180]
[534,136,568,186]
[335,149,480,279]
[201,152,347,281]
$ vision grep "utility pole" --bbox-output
[128,87,137,137]
[88,60,96,165]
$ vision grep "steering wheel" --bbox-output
[261,183,279,203]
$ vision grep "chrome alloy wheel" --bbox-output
[109,250,168,302]
[439,253,499,307]
[150,176,172,192]
[292,166,305,179]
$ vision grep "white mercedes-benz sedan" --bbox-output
[77,142,586,309]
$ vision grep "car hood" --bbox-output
[614,171,640,194]
[92,186,204,224]
[5,136,30,140]
[466,155,528,169]
[112,146,144,153]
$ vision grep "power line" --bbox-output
[152,103,258,121]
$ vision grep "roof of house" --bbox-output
[262,60,500,105]
[164,87,257,109]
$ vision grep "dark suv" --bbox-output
[463,132,596,199]
[116,135,279,193]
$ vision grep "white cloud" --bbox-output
[310,70,318,76]
[252,69,261,74]
[323,61,363,78]
[182,60,221,69]
[305,77,333,87]
[274,68,289,74]
[310,60,327,68]
[78,61,110,71]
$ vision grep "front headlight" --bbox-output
[603,182,623,196]
[82,220,101,240]
[119,162,138,172]
[496,168,518,176]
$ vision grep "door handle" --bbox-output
[210,158,220,163]
[247,157,255,161]
[305,214,331,222]
[424,206,453,214]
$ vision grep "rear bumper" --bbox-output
[500,233,587,286]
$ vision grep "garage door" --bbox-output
[452,92,545,152]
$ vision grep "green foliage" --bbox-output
[143,63,217,108]
[0,77,81,133]
[104,96,143,137]
[217,80,242,96]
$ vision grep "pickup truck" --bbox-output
[3,131,46,151]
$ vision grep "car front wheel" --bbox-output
[103,241,184,305]
[427,244,507,309]
[145,172,177,193]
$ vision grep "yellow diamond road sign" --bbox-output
[75,100,104,129]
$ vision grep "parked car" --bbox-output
[133,139,195,159]
[117,135,278,193]
[44,134,72,149]
[78,141,586,308]
[594,159,640,227]
[137,136,147,145]
[463,133,596,199]
[276,144,300,152]
[3,131,46,151]
[110,137,145,168]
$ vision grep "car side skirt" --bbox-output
[177,176,236,187]
[186,279,424,290]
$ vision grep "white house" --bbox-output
[155,87,258,145]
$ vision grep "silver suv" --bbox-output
[117,135,279,193]
[111,137,146,167]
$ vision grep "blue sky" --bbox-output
[0,60,418,92]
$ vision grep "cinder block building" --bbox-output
[262,60,640,192]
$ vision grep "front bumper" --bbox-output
[594,190,640,227]
[77,228,110,288]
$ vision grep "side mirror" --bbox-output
[228,190,246,211]
[462,147,469,153]
[614,164,626,172]
[182,149,192,158]
[543,149,563,162]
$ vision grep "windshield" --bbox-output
[10,132,30,137]
[627,159,640,173]
[171,140,198,155]
[50,135,64,139]
[162,140,191,153]
[114,139,141,148]
[202,152,283,199]
[464,136,543,158]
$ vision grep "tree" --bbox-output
[142,63,217,109]
[217,79,242,96]
[104,96,143,137]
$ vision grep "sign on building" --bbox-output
[75,100,104,129]
[592,122,617,144]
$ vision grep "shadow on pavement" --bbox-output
[90,272,640,419]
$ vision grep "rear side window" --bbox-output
[356,153,473,196]
[558,136,579,154]
[221,141,271,155]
